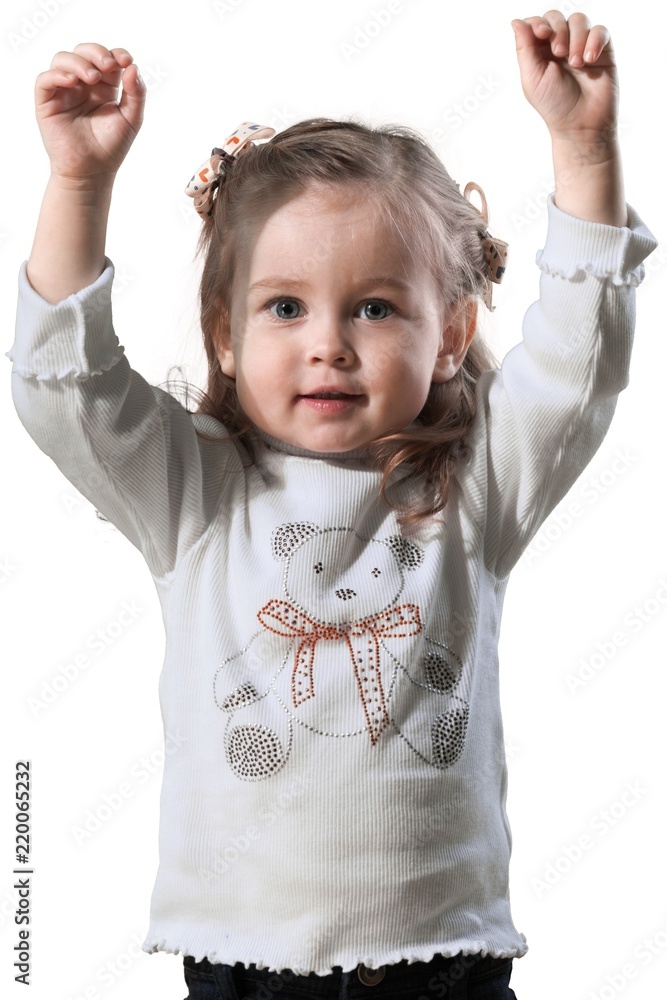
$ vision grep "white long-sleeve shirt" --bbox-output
[6,194,657,976]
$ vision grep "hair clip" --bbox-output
[463,181,509,311]
[185,122,276,218]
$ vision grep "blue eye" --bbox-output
[265,297,394,321]
[268,298,302,320]
[359,300,393,320]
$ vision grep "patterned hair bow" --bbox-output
[185,121,276,218]
[463,181,509,311]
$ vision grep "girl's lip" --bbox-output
[299,386,361,397]
[297,394,362,412]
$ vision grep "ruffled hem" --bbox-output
[4,344,125,381]
[534,194,658,287]
[534,251,645,287]
[142,935,529,977]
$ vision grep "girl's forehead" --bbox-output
[248,186,413,273]
[267,181,395,230]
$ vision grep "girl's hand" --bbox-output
[511,11,618,143]
[35,42,146,183]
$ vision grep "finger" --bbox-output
[562,11,593,67]
[511,18,553,80]
[108,47,134,66]
[35,65,98,104]
[582,24,613,65]
[116,62,146,134]
[72,42,133,71]
[49,45,132,87]
[534,10,570,58]
[49,50,103,85]
[36,51,130,105]
[514,13,569,64]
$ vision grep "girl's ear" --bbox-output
[432,297,478,384]
[212,309,236,378]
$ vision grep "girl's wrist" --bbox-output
[551,157,626,227]
[548,127,620,166]
[548,127,626,226]
[48,169,117,197]
[27,174,114,304]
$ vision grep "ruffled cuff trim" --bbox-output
[5,348,125,381]
[5,257,125,379]
[535,193,658,286]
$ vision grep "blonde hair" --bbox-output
[183,117,499,524]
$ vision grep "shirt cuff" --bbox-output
[535,193,659,287]
[5,257,125,380]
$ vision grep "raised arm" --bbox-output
[8,45,235,582]
[28,43,145,302]
[512,10,625,226]
[463,13,657,578]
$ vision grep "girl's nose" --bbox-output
[307,319,355,366]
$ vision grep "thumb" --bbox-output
[511,18,546,88]
[117,62,146,135]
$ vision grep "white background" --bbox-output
[0,1,665,998]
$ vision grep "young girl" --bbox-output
[7,10,657,1000]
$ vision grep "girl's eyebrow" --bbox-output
[248,275,412,294]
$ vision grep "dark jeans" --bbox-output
[182,952,518,999]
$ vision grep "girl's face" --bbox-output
[216,185,477,454]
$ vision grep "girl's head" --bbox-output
[192,118,498,520]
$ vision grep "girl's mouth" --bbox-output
[297,391,363,412]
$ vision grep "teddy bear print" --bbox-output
[214,522,470,781]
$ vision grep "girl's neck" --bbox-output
[253,427,372,463]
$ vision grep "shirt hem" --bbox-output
[142,934,529,976]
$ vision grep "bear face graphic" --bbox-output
[276,522,423,623]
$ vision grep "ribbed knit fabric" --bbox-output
[6,194,657,976]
